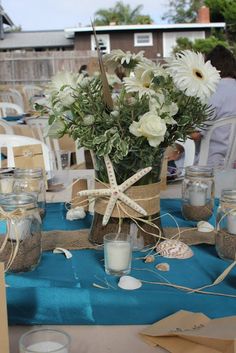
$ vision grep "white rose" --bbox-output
[129,111,167,147]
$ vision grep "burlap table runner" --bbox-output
[41,227,216,251]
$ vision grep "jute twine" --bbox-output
[94,181,161,219]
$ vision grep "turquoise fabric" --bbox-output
[7,199,232,326]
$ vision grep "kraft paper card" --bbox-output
[140,310,236,353]
[71,178,88,211]
[13,144,45,170]
[0,263,9,353]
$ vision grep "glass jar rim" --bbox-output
[19,328,71,351]
[0,192,37,208]
[220,189,236,202]
[14,168,43,178]
[185,165,214,177]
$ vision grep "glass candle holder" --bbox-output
[13,168,46,219]
[0,192,42,272]
[19,328,70,353]
[104,233,132,276]
[216,189,236,260]
[182,165,214,221]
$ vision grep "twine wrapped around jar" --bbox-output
[94,181,161,219]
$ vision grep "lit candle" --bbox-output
[189,182,208,207]
[104,234,132,275]
[24,341,68,353]
[227,211,236,235]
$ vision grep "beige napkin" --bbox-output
[140,310,236,353]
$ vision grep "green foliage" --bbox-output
[41,50,220,184]
[94,1,152,25]
[172,35,229,55]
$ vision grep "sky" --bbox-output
[2,0,170,31]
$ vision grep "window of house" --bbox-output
[134,32,153,47]
[163,31,205,58]
[91,34,110,54]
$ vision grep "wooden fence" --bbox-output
[0,50,99,85]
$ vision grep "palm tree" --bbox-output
[94,1,152,25]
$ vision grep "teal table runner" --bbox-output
[7,199,232,326]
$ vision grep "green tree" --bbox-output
[94,1,152,25]
[162,0,204,23]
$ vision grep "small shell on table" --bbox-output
[156,239,193,259]
[197,221,214,233]
[118,276,142,290]
[144,255,155,263]
[156,263,170,271]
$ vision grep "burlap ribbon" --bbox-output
[94,181,161,219]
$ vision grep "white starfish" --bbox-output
[78,155,152,226]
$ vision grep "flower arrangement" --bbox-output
[39,49,220,184]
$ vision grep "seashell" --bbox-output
[156,239,193,259]
[118,276,142,290]
[156,262,170,271]
[53,247,72,259]
[197,221,214,233]
[144,255,155,263]
[66,206,86,221]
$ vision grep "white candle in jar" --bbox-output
[105,241,131,272]
[189,182,208,206]
[24,341,68,353]
[227,212,236,235]
[8,219,32,241]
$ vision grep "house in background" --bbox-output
[0,5,226,84]
[65,6,225,59]
[0,30,74,52]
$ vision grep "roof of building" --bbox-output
[0,30,74,49]
[0,5,14,26]
[65,22,226,38]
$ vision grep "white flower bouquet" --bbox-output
[39,49,220,184]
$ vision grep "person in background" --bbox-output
[79,64,89,77]
[192,45,236,167]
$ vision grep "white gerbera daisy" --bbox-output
[124,65,156,98]
[47,71,83,107]
[103,49,145,68]
[166,50,220,102]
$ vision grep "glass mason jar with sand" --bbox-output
[216,189,236,260]
[0,193,42,272]
[182,166,214,221]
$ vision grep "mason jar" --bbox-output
[216,189,236,260]
[182,165,214,221]
[13,168,46,219]
[0,193,42,272]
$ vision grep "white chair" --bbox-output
[0,102,24,118]
[25,116,85,170]
[0,89,24,110]
[0,120,14,134]
[198,116,236,168]
[0,134,54,174]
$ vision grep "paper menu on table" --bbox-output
[140,310,236,353]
